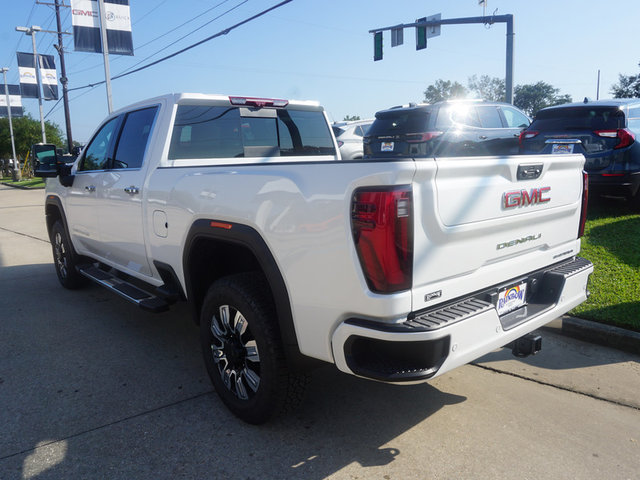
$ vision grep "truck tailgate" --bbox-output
[411,153,586,312]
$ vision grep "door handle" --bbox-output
[124,186,140,195]
[479,135,488,140]
[85,185,96,193]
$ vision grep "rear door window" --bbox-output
[113,106,158,169]
[476,106,503,128]
[436,105,480,128]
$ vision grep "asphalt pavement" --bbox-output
[1,184,639,480]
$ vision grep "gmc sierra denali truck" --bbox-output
[34,93,593,424]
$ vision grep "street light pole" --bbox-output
[97,0,114,113]
[1,67,19,179]
[16,25,46,143]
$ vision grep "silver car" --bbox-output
[332,119,373,160]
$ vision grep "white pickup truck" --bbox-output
[34,93,593,423]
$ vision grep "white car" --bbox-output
[332,119,373,159]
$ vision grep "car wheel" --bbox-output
[50,220,85,289]
[631,190,640,211]
[200,273,307,424]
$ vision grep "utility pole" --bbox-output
[1,67,19,180]
[16,25,46,143]
[54,0,73,152]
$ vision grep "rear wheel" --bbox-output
[200,273,307,424]
[50,220,85,289]
[631,190,640,211]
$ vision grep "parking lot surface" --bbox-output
[1,184,639,480]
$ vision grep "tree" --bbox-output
[0,114,65,160]
[343,115,361,121]
[423,79,467,103]
[467,75,505,102]
[514,81,572,116]
[611,63,640,98]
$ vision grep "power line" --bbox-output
[116,0,248,78]
[67,0,239,76]
[68,0,293,93]
[4,1,38,76]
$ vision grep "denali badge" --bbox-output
[497,233,542,250]
[503,187,551,209]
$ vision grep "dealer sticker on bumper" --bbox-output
[496,282,527,316]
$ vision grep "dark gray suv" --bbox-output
[364,100,530,158]
[519,99,640,208]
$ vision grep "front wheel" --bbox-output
[200,273,307,424]
[50,220,85,289]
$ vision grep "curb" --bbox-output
[544,315,640,356]
[0,181,45,190]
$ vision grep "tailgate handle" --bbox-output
[517,164,543,180]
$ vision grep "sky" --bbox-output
[1,0,640,143]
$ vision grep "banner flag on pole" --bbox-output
[17,52,59,100]
[40,55,59,100]
[0,84,24,117]
[70,0,134,55]
[17,52,38,99]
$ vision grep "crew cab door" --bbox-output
[66,116,121,256]
[96,106,158,276]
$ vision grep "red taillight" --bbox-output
[578,171,588,238]
[351,187,413,293]
[594,128,635,149]
[405,132,443,143]
[519,130,539,148]
[229,96,289,108]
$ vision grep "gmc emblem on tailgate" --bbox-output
[503,187,551,209]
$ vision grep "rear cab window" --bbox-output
[168,103,336,161]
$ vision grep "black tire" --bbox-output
[631,190,640,211]
[200,273,307,424]
[50,219,85,289]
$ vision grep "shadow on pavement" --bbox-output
[2,263,467,479]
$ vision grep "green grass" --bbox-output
[0,176,45,189]
[570,197,640,332]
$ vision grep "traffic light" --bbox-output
[416,17,427,50]
[374,31,383,61]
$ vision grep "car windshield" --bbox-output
[531,106,625,131]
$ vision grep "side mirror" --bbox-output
[32,143,59,178]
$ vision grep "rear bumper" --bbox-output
[331,257,593,383]
[588,171,640,198]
